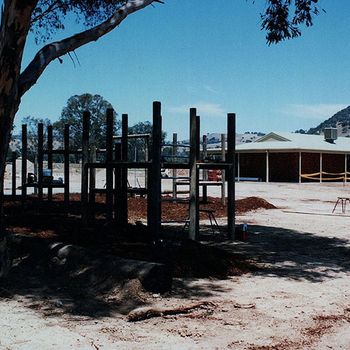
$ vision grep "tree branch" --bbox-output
[19,0,158,97]
[30,0,61,25]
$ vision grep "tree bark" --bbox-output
[0,0,37,278]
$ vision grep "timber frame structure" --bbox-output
[6,101,236,241]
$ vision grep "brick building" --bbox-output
[210,131,350,182]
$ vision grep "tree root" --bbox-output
[127,301,216,322]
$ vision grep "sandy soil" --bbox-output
[1,182,350,349]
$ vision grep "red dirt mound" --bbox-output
[128,195,276,222]
[236,196,276,214]
[4,195,276,227]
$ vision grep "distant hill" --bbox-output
[206,132,264,146]
[180,132,265,148]
[307,106,350,136]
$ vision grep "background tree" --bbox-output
[128,121,166,162]
[53,93,119,153]
[0,0,322,277]
[21,115,51,163]
[260,0,320,45]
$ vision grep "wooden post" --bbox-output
[106,108,114,223]
[202,134,208,203]
[266,151,269,183]
[172,133,178,199]
[38,123,44,200]
[345,154,348,183]
[189,108,199,241]
[47,125,53,201]
[320,152,323,183]
[11,152,16,197]
[299,151,302,183]
[81,111,90,225]
[21,124,27,202]
[144,135,149,187]
[89,144,97,221]
[202,135,208,161]
[121,113,129,227]
[196,117,200,160]
[221,133,226,205]
[114,143,122,225]
[147,101,162,240]
[227,113,235,240]
[64,124,70,207]
[33,155,38,195]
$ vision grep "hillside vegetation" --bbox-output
[307,106,350,136]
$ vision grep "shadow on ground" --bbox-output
[216,224,350,282]
[0,239,152,318]
[2,196,350,319]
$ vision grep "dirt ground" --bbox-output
[1,182,350,349]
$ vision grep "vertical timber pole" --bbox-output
[106,108,114,223]
[266,151,269,183]
[11,152,16,197]
[345,154,348,183]
[89,144,96,221]
[189,108,199,241]
[121,114,129,227]
[196,117,201,201]
[172,133,177,200]
[237,152,240,182]
[114,143,122,225]
[202,135,208,203]
[227,113,235,240]
[81,111,90,225]
[196,117,200,160]
[64,124,70,207]
[221,133,226,205]
[38,123,44,200]
[147,101,162,241]
[144,136,149,187]
[33,155,38,195]
[21,124,27,202]
[299,151,302,183]
[47,125,53,201]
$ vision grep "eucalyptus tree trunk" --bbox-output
[0,0,36,278]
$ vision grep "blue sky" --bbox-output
[14,0,350,139]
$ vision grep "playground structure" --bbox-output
[6,101,236,241]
